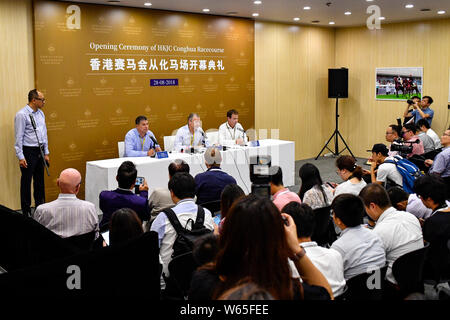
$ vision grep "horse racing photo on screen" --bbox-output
[375,67,423,101]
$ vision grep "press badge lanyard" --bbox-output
[190,132,195,146]
[141,136,146,151]
[227,123,236,140]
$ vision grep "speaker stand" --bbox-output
[315,98,355,160]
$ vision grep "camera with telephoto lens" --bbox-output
[249,155,272,199]
[390,139,413,158]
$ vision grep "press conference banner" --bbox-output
[33,0,255,200]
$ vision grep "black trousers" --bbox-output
[20,146,45,216]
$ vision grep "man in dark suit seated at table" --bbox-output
[194,147,236,205]
[99,161,150,231]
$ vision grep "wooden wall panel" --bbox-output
[255,22,336,160]
[0,0,34,209]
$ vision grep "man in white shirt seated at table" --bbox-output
[218,109,247,146]
[124,115,162,157]
[174,113,210,152]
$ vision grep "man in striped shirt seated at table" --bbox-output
[33,168,98,238]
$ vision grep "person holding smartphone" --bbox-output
[99,161,150,231]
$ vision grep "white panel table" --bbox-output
[85,139,295,215]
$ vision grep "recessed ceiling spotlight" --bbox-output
[329,21,335,25]
[293,17,300,21]
[379,16,386,20]
[438,10,446,15]
[366,0,374,2]
[405,4,414,9]
[345,11,351,15]
[252,13,259,17]
[202,8,210,12]
[304,6,311,10]
[144,2,152,6]
[254,1,262,4]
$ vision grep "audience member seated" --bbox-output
[148,159,190,220]
[189,195,333,300]
[282,202,346,297]
[270,166,301,211]
[417,119,441,149]
[387,187,432,220]
[385,124,402,156]
[367,144,403,188]
[109,208,144,246]
[33,168,98,238]
[425,128,450,188]
[99,161,150,231]
[194,147,236,205]
[414,176,450,281]
[330,194,386,281]
[359,183,424,286]
[416,123,437,154]
[333,155,366,199]
[217,281,274,300]
[402,123,425,158]
[298,163,333,210]
[151,172,215,284]
[218,184,245,233]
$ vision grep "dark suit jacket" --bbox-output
[194,166,237,205]
[99,189,149,230]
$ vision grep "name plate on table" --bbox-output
[249,140,260,147]
[156,151,169,159]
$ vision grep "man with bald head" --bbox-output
[33,168,98,238]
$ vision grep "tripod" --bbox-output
[315,98,355,160]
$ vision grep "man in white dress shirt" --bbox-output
[174,113,210,152]
[360,183,424,285]
[33,168,98,238]
[218,109,247,146]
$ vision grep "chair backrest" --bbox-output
[118,141,125,158]
[200,200,221,216]
[166,251,197,299]
[392,242,430,297]
[344,264,389,301]
[164,136,176,152]
[311,206,336,247]
[206,131,219,145]
[63,231,96,251]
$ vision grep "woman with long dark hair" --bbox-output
[218,184,245,233]
[189,195,332,300]
[333,155,366,199]
[109,208,143,246]
[298,163,333,209]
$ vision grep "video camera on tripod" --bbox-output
[249,155,272,198]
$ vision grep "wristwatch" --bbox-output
[291,246,306,262]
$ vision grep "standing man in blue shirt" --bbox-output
[404,96,434,126]
[14,89,50,217]
[124,115,162,157]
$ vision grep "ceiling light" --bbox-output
[366,0,374,2]
[379,17,386,20]
[304,6,311,10]
[345,11,351,15]
[438,10,446,14]
[144,2,152,6]
[254,1,262,4]
[405,4,414,9]
[293,17,300,21]
[252,13,259,17]
[329,21,335,25]
[202,8,210,12]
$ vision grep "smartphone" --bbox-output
[135,176,144,186]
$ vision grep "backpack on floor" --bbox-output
[384,155,423,193]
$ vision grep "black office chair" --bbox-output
[423,238,450,285]
[342,264,388,301]
[312,206,337,247]
[392,242,430,299]
[199,200,221,217]
[164,252,197,300]
[63,230,97,251]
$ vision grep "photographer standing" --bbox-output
[403,96,434,126]
[403,96,421,125]
[401,124,424,158]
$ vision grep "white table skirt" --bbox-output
[85,139,295,215]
